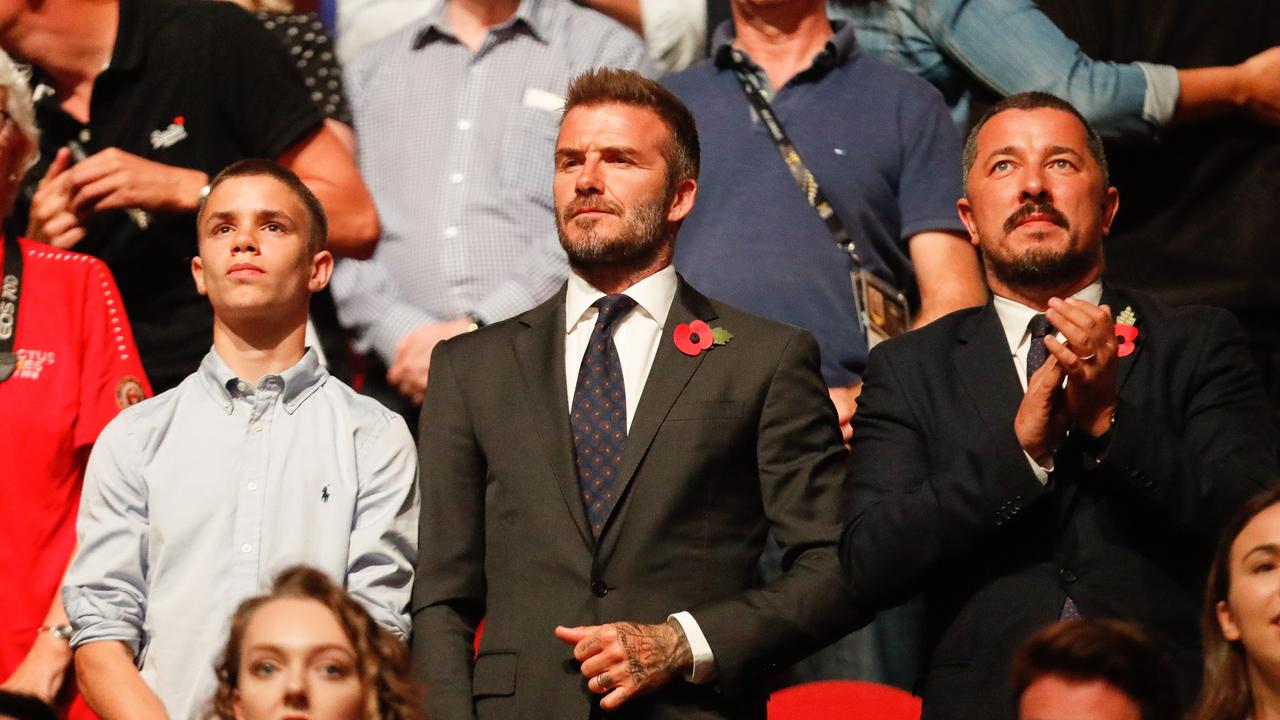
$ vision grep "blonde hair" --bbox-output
[0,47,40,177]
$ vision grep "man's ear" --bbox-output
[667,177,697,224]
[192,255,208,297]
[956,197,980,249]
[308,250,334,293]
[1100,186,1120,237]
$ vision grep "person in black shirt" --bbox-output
[1,0,378,391]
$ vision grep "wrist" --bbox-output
[664,617,694,672]
[1085,405,1117,438]
[175,168,211,213]
[32,628,74,662]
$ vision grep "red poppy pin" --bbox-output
[1114,306,1138,358]
[673,320,733,357]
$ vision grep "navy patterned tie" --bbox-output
[1026,314,1081,618]
[572,294,637,537]
[1026,313,1056,380]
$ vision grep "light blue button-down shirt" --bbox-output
[63,347,419,720]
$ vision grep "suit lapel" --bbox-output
[1102,284,1141,393]
[600,277,717,537]
[512,286,595,552]
[954,301,1025,430]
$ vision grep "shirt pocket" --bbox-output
[499,104,560,205]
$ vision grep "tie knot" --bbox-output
[593,294,637,329]
[1028,313,1055,340]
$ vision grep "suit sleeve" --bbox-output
[839,343,1050,610]
[411,341,486,720]
[687,330,865,691]
[1095,309,1278,533]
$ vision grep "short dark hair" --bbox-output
[562,67,700,188]
[196,159,328,252]
[1011,619,1180,720]
[963,92,1109,189]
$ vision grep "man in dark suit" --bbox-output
[840,92,1279,719]
[412,68,860,720]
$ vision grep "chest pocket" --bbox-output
[499,104,560,206]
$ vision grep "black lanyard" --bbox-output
[0,234,22,382]
[727,51,862,267]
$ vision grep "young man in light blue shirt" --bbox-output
[62,160,419,720]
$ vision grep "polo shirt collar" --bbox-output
[198,346,328,415]
[107,0,150,73]
[565,264,678,335]
[413,0,548,50]
[712,18,857,75]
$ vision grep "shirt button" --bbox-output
[223,401,231,410]
[457,119,471,131]
[241,544,252,553]
[254,423,263,432]
[449,172,464,184]
[79,129,91,143]
[443,226,459,239]
[237,381,248,392]
[247,483,258,492]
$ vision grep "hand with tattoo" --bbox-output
[554,619,694,710]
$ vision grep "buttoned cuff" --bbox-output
[1023,449,1053,485]
[1137,62,1179,129]
[668,611,716,684]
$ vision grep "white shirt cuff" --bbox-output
[1023,450,1053,485]
[668,611,716,684]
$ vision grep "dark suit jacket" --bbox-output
[412,277,861,720]
[839,284,1278,719]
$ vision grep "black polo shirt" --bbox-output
[13,0,323,391]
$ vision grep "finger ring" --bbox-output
[596,673,611,691]
[1079,352,1096,361]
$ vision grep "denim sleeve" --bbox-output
[920,0,1173,139]
[62,416,149,657]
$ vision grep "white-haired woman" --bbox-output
[0,46,151,719]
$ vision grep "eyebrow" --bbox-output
[1242,543,1280,561]
[555,144,641,159]
[984,145,1084,162]
[203,209,296,228]
[244,642,355,656]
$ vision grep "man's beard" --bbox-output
[983,200,1099,290]
[556,193,669,272]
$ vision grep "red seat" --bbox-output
[768,680,922,720]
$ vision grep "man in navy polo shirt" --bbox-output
[663,0,986,690]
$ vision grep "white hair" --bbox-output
[0,47,40,178]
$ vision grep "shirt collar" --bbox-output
[198,346,329,415]
[993,281,1105,353]
[712,18,856,75]
[565,265,678,335]
[414,0,548,50]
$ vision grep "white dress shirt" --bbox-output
[562,265,716,683]
[993,281,1104,483]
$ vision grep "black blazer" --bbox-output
[840,284,1278,719]
[412,277,861,720]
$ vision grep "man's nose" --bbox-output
[1018,166,1050,203]
[230,229,259,254]
[575,157,604,195]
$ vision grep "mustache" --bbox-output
[1003,201,1070,234]
[562,196,623,223]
